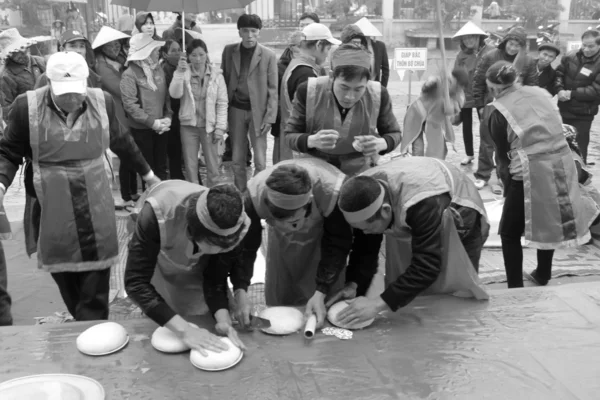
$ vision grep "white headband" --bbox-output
[341,184,385,223]
[196,189,245,236]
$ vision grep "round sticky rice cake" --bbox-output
[76,322,128,355]
[189,337,243,371]
[327,301,375,330]
[258,306,304,335]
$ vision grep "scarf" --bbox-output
[135,59,158,91]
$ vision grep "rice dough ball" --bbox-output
[151,323,199,353]
[327,300,375,330]
[189,337,242,371]
[2,381,83,400]
[76,322,128,355]
[258,306,304,335]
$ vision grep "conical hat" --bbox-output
[453,21,488,39]
[0,28,52,61]
[354,17,382,37]
[92,26,130,49]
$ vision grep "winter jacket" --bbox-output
[95,55,128,127]
[0,56,45,116]
[169,64,228,133]
[454,38,494,108]
[472,27,538,108]
[537,63,558,96]
[120,63,172,130]
[555,49,600,119]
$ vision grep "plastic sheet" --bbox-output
[2,282,600,399]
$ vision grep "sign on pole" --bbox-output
[394,48,428,105]
[567,41,582,52]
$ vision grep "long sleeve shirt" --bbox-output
[0,90,150,190]
[239,192,354,294]
[125,203,245,326]
[284,81,402,154]
[346,194,450,311]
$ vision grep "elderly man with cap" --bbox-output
[125,181,249,355]
[0,28,51,118]
[284,43,401,176]
[0,52,160,321]
[35,29,100,89]
[327,157,490,326]
[237,158,356,328]
[276,23,339,163]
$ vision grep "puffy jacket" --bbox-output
[454,38,494,108]
[169,64,228,133]
[472,27,538,108]
[555,49,600,119]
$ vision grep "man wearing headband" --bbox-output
[0,52,159,321]
[485,61,599,289]
[125,181,250,355]
[329,157,490,325]
[284,43,401,176]
[237,159,371,328]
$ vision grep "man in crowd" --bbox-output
[0,28,50,118]
[472,26,538,194]
[355,17,390,87]
[162,12,202,40]
[284,44,401,176]
[221,14,278,191]
[238,159,353,328]
[276,23,339,163]
[66,3,87,38]
[126,181,248,355]
[536,35,559,95]
[0,52,159,321]
[555,29,600,165]
[329,157,489,325]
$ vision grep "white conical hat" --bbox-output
[354,17,382,37]
[453,21,488,39]
[92,26,130,49]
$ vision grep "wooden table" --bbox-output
[2,283,600,400]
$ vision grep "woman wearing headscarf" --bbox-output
[170,38,227,187]
[453,21,493,165]
[134,12,161,40]
[121,33,172,186]
[93,26,138,209]
[486,61,600,288]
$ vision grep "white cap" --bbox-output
[302,23,341,45]
[46,52,89,96]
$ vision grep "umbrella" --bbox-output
[110,0,253,48]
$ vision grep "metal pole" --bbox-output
[434,0,456,153]
[408,70,412,105]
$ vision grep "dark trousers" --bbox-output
[118,161,138,201]
[131,128,169,189]
[474,108,499,182]
[51,268,111,321]
[500,179,554,288]
[224,136,253,163]
[167,116,185,180]
[562,117,593,164]
[460,108,474,157]
[0,242,12,326]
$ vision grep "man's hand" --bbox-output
[325,282,357,308]
[558,90,571,102]
[259,123,272,136]
[336,296,389,327]
[215,322,247,351]
[233,289,252,330]
[355,136,387,157]
[181,324,228,356]
[177,55,188,73]
[213,129,225,144]
[307,129,340,151]
[305,291,327,328]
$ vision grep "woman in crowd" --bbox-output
[169,39,227,187]
[121,33,172,186]
[453,21,493,165]
[134,12,161,39]
[486,61,599,288]
[160,38,185,180]
[93,26,138,209]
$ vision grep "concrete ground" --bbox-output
[3,25,600,325]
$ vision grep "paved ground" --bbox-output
[4,31,600,324]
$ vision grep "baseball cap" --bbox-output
[60,29,87,46]
[302,23,341,45]
[46,52,89,96]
